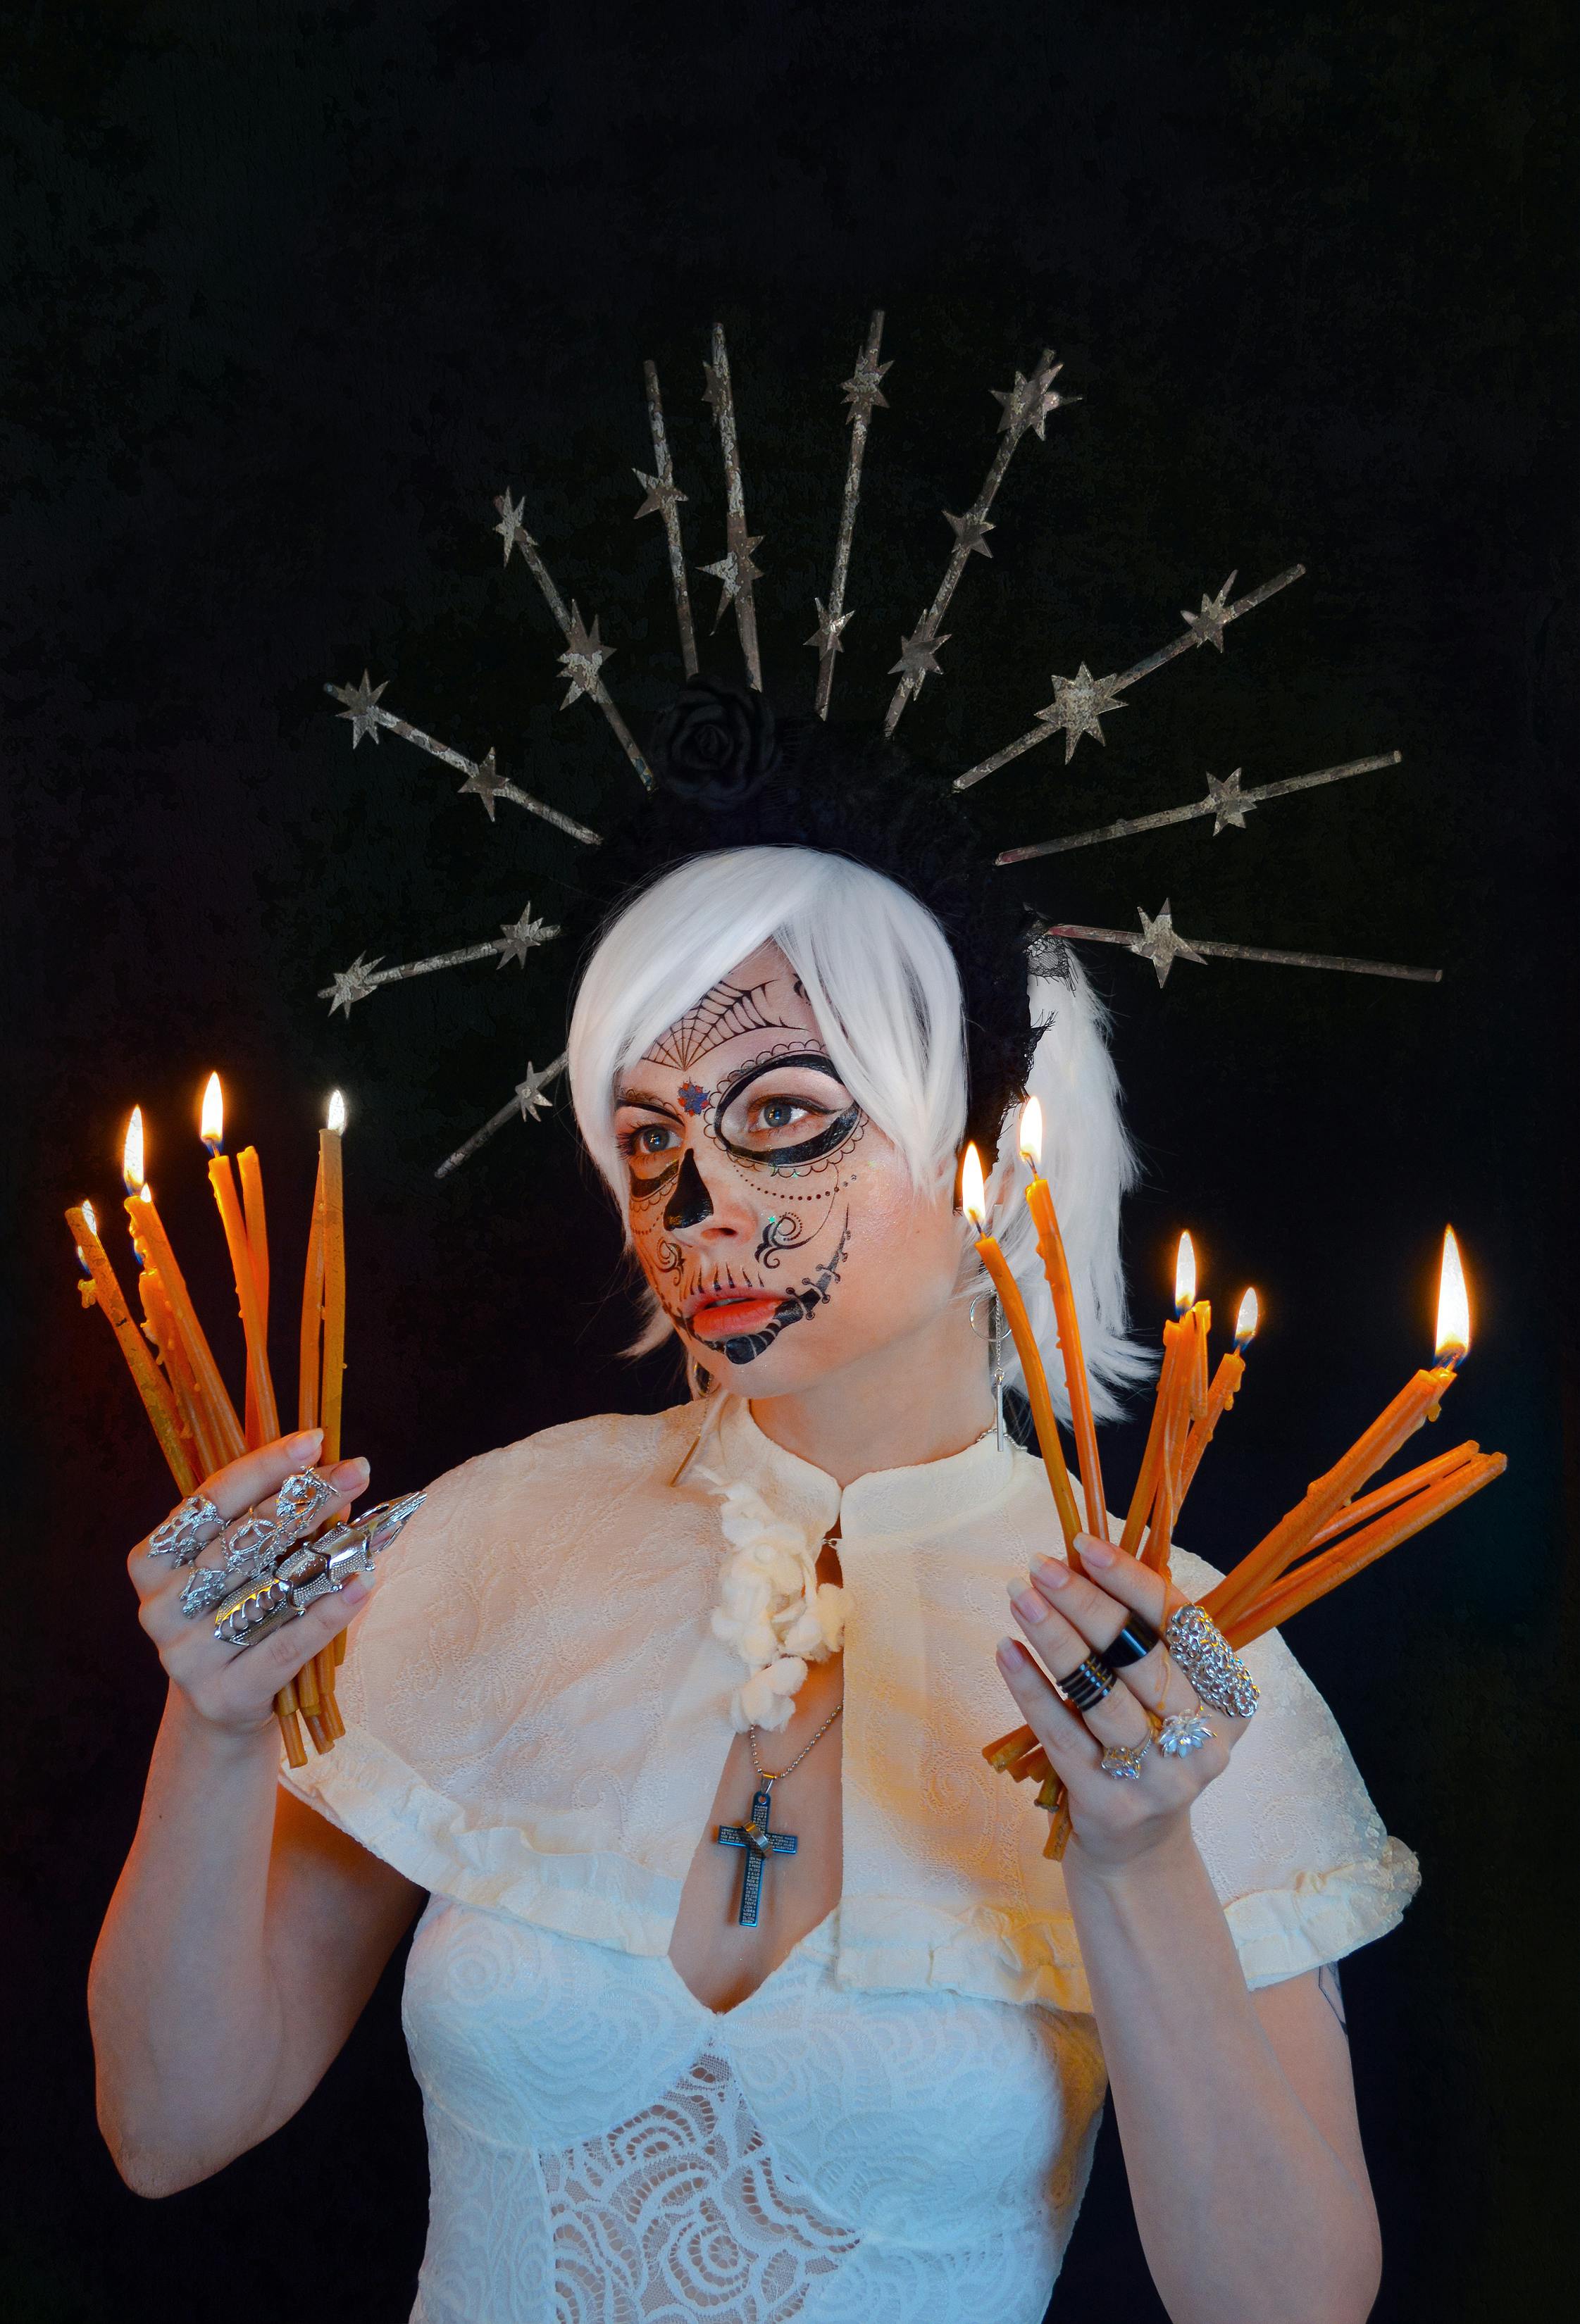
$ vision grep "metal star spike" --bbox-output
[954,564,1305,789]
[324,677,602,846]
[885,342,1071,736]
[1038,663,1127,761]
[492,490,653,787]
[1038,901,1441,987]
[321,908,560,1015]
[433,1051,570,1179]
[814,311,889,718]
[995,751,1404,865]
[637,359,699,677]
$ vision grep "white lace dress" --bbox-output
[284,1397,1418,2323]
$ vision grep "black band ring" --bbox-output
[1102,1613,1162,1671]
[1059,1655,1116,1713]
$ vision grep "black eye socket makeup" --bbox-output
[713,1052,861,1168]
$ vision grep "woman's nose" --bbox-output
[663,1151,714,1233]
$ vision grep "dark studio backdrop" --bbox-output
[4,6,1574,2320]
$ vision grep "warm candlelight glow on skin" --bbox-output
[200,1071,224,1152]
[122,1107,145,1193]
[1018,1096,1043,1167]
[959,1141,986,1227]
[1235,1287,1259,1348]
[1436,1226,1469,1365]
[1174,1230,1196,1313]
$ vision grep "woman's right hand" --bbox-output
[127,1428,374,1743]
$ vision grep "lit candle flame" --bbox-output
[1234,1286,1259,1347]
[200,1072,224,1153]
[122,1106,145,1192]
[327,1088,347,1134]
[1017,1096,1043,1170]
[959,1142,987,1228]
[1174,1230,1196,1313]
[82,1199,98,1236]
[1435,1226,1470,1365]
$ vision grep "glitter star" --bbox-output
[678,1080,711,1115]
[889,623,950,687]
[633,468,686,523]
[493,489,534,564]
[991,357,1066,441]
[945,508,995,558]
[497,905,559,968]
[330,671,387,746]
[1035,665,1126,762]
[515,1061,559,1120]
[1133,902,1206,988]
[557,604,611,707]
[1205,768,1252,833]
[1181,573,1238,652]
[840,349,892,425]
[701,539,764,625]
[457,746,509,820]
[325,953,384,1017]
[805,598,853,659]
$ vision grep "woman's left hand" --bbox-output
[997,1534,1253,1871]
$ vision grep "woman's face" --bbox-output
[611,941,973,1399]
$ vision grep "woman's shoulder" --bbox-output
[421,1399,701,1513]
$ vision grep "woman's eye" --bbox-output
[620,1123,677,1159]
[757,1098,809,1132]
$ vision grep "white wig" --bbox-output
[568,844,1148,1418]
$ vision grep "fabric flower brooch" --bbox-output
[701,1473,847,1731]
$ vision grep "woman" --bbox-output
[90,694,1414,2323]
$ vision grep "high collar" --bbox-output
[707,1393,1019,1545]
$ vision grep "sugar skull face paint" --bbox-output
[611,940,973,1397]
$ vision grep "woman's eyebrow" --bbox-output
[612,1087,683,1118]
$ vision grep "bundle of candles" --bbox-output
[971,1100,1506,1858]
[66,1077,349,1770]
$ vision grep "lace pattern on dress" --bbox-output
[540,2049,860,2321]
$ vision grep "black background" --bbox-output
[4,5,1574,2319]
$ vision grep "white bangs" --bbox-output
[566,843,1147,1417]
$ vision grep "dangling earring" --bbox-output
[969,1288,1009,1450]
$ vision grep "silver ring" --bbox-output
[1163,1606,1259,1720]
[1157,1708,1216,1757]
[1100,1731,1153,1780]
[148,1494,224,1565]
[179,1511,282,1619]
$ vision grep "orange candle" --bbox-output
[66,1200,197,1493]
[298,1144,326,1431]
[1123,1235,1204,1566]
[1018,1097,1109,1542]
[1177,1288,1257,1504]
[1305,1437,1481,1549]
[121,1111,245,1466]
[1207,1227,1469,1630]
[1227,1448,1505,1646]
[201,1075,280,1449]
[961,1143,1082,1556]
[318,1092,347,1464]
[136,1261,214,1476]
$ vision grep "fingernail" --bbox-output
[996,1637,1027,1673]
[1032,1554,1072,1589]
[334,1456,371,1485]
[287,1428,324,1458]
[1009,1584,1050,1624]
[1078,1534,1115,1566]
[339,1578,371,1608]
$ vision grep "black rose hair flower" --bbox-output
[650,678,780,808]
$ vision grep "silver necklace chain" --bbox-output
[749,1697,843,1786]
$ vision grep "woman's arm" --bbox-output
[88,1433,423,2197]
[1064,1835,1378,2324]
[998,1537,1381,2324]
